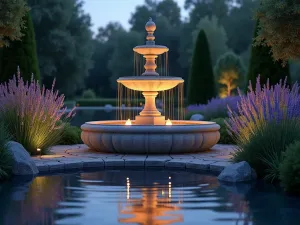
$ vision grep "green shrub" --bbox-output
[0,123,12,181]
[211,118,235,144]
[279,141,300,194]
[58,123,82,145]
[247,20,291,91]
[214,52,246,98]
[232,120,300,181]
[82,89,96,99]
[187,29,216,104]
[0,12,40,83]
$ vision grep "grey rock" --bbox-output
[104,104,113,108]
[218,161,256,182]
[190,114,204,121]
[7,141,39,176]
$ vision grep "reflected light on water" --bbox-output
[3,171,298,225]
[119,182,183,225]
[126,178,130,200]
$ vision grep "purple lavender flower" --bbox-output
[0,68,76,154]
[226,76,300,142]
[186,96,241,120]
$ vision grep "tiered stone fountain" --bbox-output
[81,18,220,154]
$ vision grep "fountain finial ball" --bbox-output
[145,17,156,32]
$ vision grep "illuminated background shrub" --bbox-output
[0,69,75,155]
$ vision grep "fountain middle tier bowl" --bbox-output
[81,120,220,154]
[117,76,184,92]
[133,45,169,55]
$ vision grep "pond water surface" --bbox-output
[0,170,300,225]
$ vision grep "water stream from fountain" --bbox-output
[117,51,184,122]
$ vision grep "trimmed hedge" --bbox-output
[0,12,40,83]
[187,29,216,104]
[75,98,145,107]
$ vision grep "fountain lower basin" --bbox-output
[81,120,220,154]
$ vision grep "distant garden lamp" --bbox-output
[37,148,41,156]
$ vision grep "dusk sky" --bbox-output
[83,0,187,33]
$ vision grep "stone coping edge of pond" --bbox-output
[32,144,236,175]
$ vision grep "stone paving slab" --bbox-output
[32,144,236,174]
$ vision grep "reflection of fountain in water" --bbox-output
[118,178,183,225]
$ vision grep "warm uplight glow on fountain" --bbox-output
[166,119,172,126]
[80,17,220,154]
[125,119,132,125]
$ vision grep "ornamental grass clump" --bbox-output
[0,68,75,155]
[227,76,300,180]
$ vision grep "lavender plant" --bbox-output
[227,76,300,180]
[0,68,75,155]
[227,76,300,145]
[186,96,240,120]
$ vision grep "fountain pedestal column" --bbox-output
[142,55,158,76]
[135,91,165,125]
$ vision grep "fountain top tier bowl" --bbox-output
[133,17,169,56]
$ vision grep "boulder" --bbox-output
[218,161,256,182]
[7,141,39,176]
[104,104,113,108]
[104,104,113,112]
[190,114,204,121]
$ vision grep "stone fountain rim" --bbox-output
[117,76,184,81]
[133,44,169,50]
[81,120,220,134]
